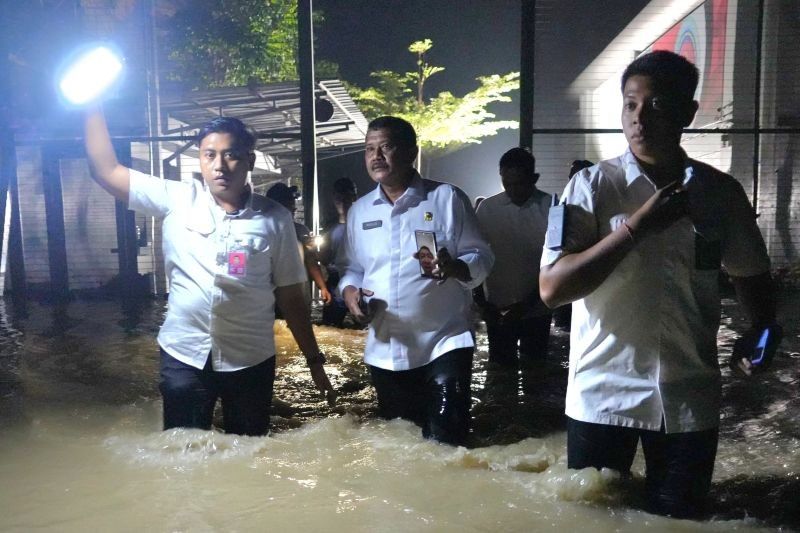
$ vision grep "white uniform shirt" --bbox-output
[476,188,552,314]
[339,173,494,371]
[541,150,770,433]
[128,169,307,371]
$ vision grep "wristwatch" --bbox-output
[305,352,327,366]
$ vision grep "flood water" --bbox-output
[0,291,798,532]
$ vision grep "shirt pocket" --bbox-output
[228,236,271,284]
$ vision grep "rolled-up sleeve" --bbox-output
[127,169,179,218]
[271,209,308,288]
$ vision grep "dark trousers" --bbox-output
[159,349,276,436]
[567,417,719,519]
[322,271,348,327]
[487,314,551,366]
[369,348,473,446]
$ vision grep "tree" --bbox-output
[158,0,337,90]
[350,39,519,168]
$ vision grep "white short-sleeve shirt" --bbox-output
[476,188,552,313]
[128,170,307,371]
[541,150,770,433]
[338,173,494,371]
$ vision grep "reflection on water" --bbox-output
[0,293,798,531]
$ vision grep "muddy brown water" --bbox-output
[0,293,797,531]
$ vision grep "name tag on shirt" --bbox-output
[362,220,383,230]
[228,251,247,278]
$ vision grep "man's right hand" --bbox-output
[343,285,373,324]
[626,180,689,238]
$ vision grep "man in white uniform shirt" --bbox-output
[476,148,553,368]
[84,109,333,436]
[339,116,494,445]
[539,51,779,518]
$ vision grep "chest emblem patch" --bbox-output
[424,212,433,221]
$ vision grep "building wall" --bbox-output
[572,0,799,268]
[15,147,49,287]
[13,1,153,294]
[59,158,119,290]
[754,0,800,269]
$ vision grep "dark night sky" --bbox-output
[313,0,649,200]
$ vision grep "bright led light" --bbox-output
[313,235,325,248]
[58,46,123,106]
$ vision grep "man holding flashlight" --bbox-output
[84,109,334,436]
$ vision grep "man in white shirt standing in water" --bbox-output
[339,116,494,445]
[539,51,779,518]
[476,147,553,369]
[84,109,333,436]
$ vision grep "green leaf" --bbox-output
[347,40,519,161]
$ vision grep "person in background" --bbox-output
[339,116,494,445]
[266,182,332,307]
[320,177,358,327]
[539,50,779,518]
[84,110,333,436]
[476,148,553,368]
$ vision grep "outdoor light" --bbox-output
[57,45,124,106]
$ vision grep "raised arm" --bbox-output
[540,180,687,308]
[539,225,635,308]
[84,107,131,203]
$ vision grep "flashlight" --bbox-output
[57,45,123,106]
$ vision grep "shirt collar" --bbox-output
[499,190,537,208]
[370,171,423,206]
[622,147,694,187]
[185,179,254,235]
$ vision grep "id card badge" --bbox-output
[227,240,248,278]
[228,251,247,277]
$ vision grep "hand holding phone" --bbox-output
[730,324,783,374]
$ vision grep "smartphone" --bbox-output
[414,230,438,278]
[751,328,771,366]
[751,325,782,367]
[545,195,566,251]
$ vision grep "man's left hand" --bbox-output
[319,286,333,305]
[308,362,336,405]
[433,247,472,283]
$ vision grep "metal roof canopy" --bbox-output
[160,79,368,168]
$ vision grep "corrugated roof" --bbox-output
[161,79,368,167]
